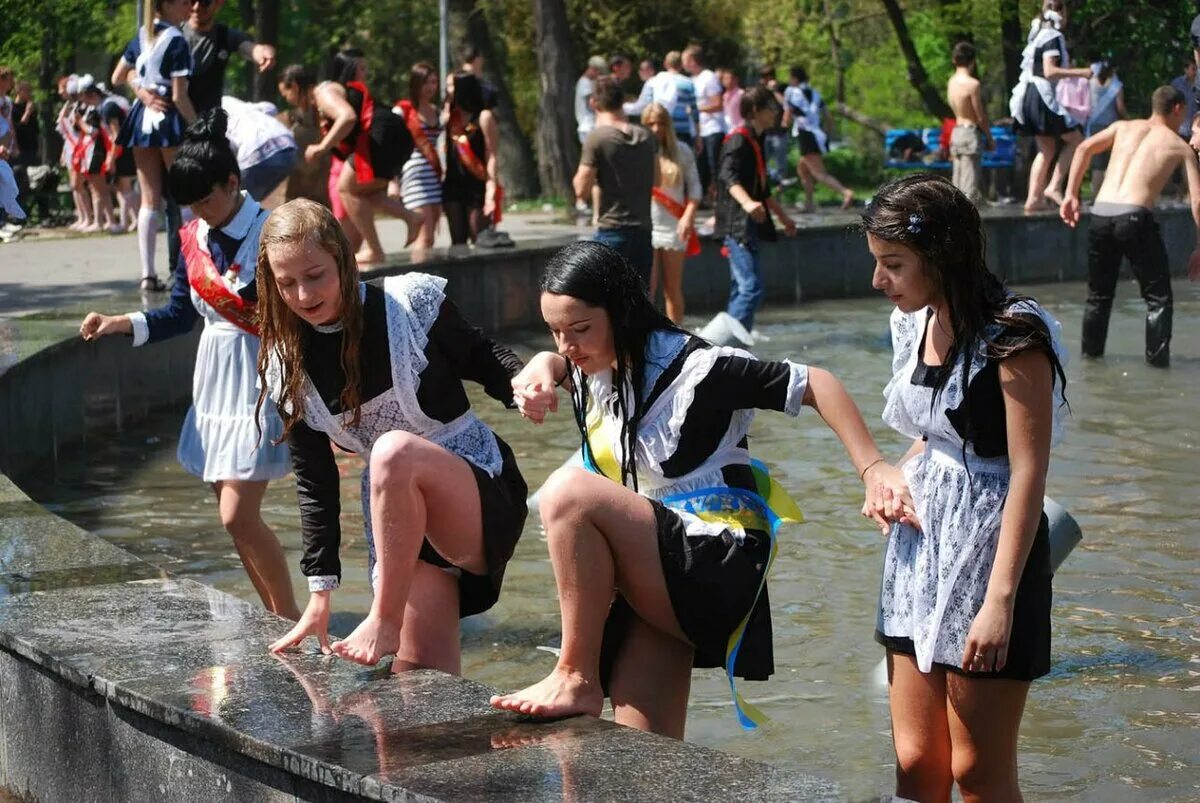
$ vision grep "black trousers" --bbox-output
[1083,210,1173,366]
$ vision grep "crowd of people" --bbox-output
[0,1,1191,801]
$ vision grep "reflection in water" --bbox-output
[20,281,1200,800]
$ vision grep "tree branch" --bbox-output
[878,0,953,119]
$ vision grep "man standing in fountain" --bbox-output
[1060,84,1200,367]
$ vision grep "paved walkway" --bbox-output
[0,211,584,318]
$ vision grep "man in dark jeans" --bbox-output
[1060,85,1200,367]
[574,77,657,285]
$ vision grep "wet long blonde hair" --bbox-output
[254,199,364,442]
[641,103,681,187]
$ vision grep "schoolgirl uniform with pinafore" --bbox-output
[264,273,527,615]
[117,21,193,149]
[126,193,290,482]
[875,299,1069,681]
[1009,24,1081,138]
[580,330,807,728]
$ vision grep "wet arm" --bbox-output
[987,349,1053,606]
[1064,125,1116,202]
[802,366,887,480]
[127,252,199,345]
[312,84,357,154]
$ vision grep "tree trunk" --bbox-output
[449,0,540,199]
[38,26,59,164]
[879,0,953,120]
[532,0,578,203]
[999,0,1023,95]
[252,0,280,101]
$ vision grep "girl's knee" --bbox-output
[538,467,594,524]
[369,431,428,483]
[951,749,1011,799]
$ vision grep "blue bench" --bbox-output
[884,126,1015,170]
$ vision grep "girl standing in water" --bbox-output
[257,199,526,670]
[864,173,1068,801]
[490,241,898,737]
[80,110,298,619]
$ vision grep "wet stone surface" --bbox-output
[0,575,836,800]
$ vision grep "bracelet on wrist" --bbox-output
[859,457,885,481]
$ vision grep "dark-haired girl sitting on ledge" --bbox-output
[80,109,299,621]
[489,241,901,738]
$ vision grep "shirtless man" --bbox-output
[1061,85,1200,367]
[946,42,994,205]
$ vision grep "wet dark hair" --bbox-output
[167,108,240,205]
[451,72,484,116]
[279,63,315,92]
[861,174,1067,459]
[1152,84,1185,116]
[952,41,976,67]
[332,48,365,86]
[541,241,686,491]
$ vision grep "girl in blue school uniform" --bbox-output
[117,0,197,291]
[80,109,299,621]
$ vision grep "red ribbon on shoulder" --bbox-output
[180,219,259,336]
[330,81,377,184]
[650,187,701,257]
[395,99,442,181]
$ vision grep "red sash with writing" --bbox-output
[651,187,701,257]
[395,99,443,181]
[180,219,259,336]
[722,126,766,193]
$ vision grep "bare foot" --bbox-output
[1023,199,1048,214]
[841,189,854,210]
[331,613,401,665]
[355,249,386,268]
[489,667,603,720]
[1043,189,1064,207]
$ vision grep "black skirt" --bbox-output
[1014,83,1081,138]
[416,434,528,617]
[875,512,1053,682]
[795,129,826,156]
[599,500,774,692]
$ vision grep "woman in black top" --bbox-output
[307,49,419,266]
[442,72,499,245]
[258,199,527,670]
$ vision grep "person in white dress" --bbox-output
[80,109,298,620]
[863,174,1069,802]
[642,102,701,324]
[488,240,902,737]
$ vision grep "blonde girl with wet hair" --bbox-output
[641,103,701,324]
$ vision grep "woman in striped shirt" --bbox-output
[394,62,443,249]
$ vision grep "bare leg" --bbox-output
[1045,130,1081,206]
[1025,136,1056,212]
[888,651,954,803]
[489,468,690,724]
[801,154,853,209]
[391,561,462,674]
[332,431,486,665]
[373,191,421,247]
[798,160,816,212]
[213,480,301,620]
[338,162,389,265]
[412,203,441,249]
[608,614,693,738]
[947,674,1030,803]
[660,248,686,324]
[71,170,94,229]
[87,174,118,231]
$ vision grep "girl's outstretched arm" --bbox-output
[511,351,568,424]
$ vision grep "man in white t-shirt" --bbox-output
[683,44,724,202]
[575,56,606,144]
